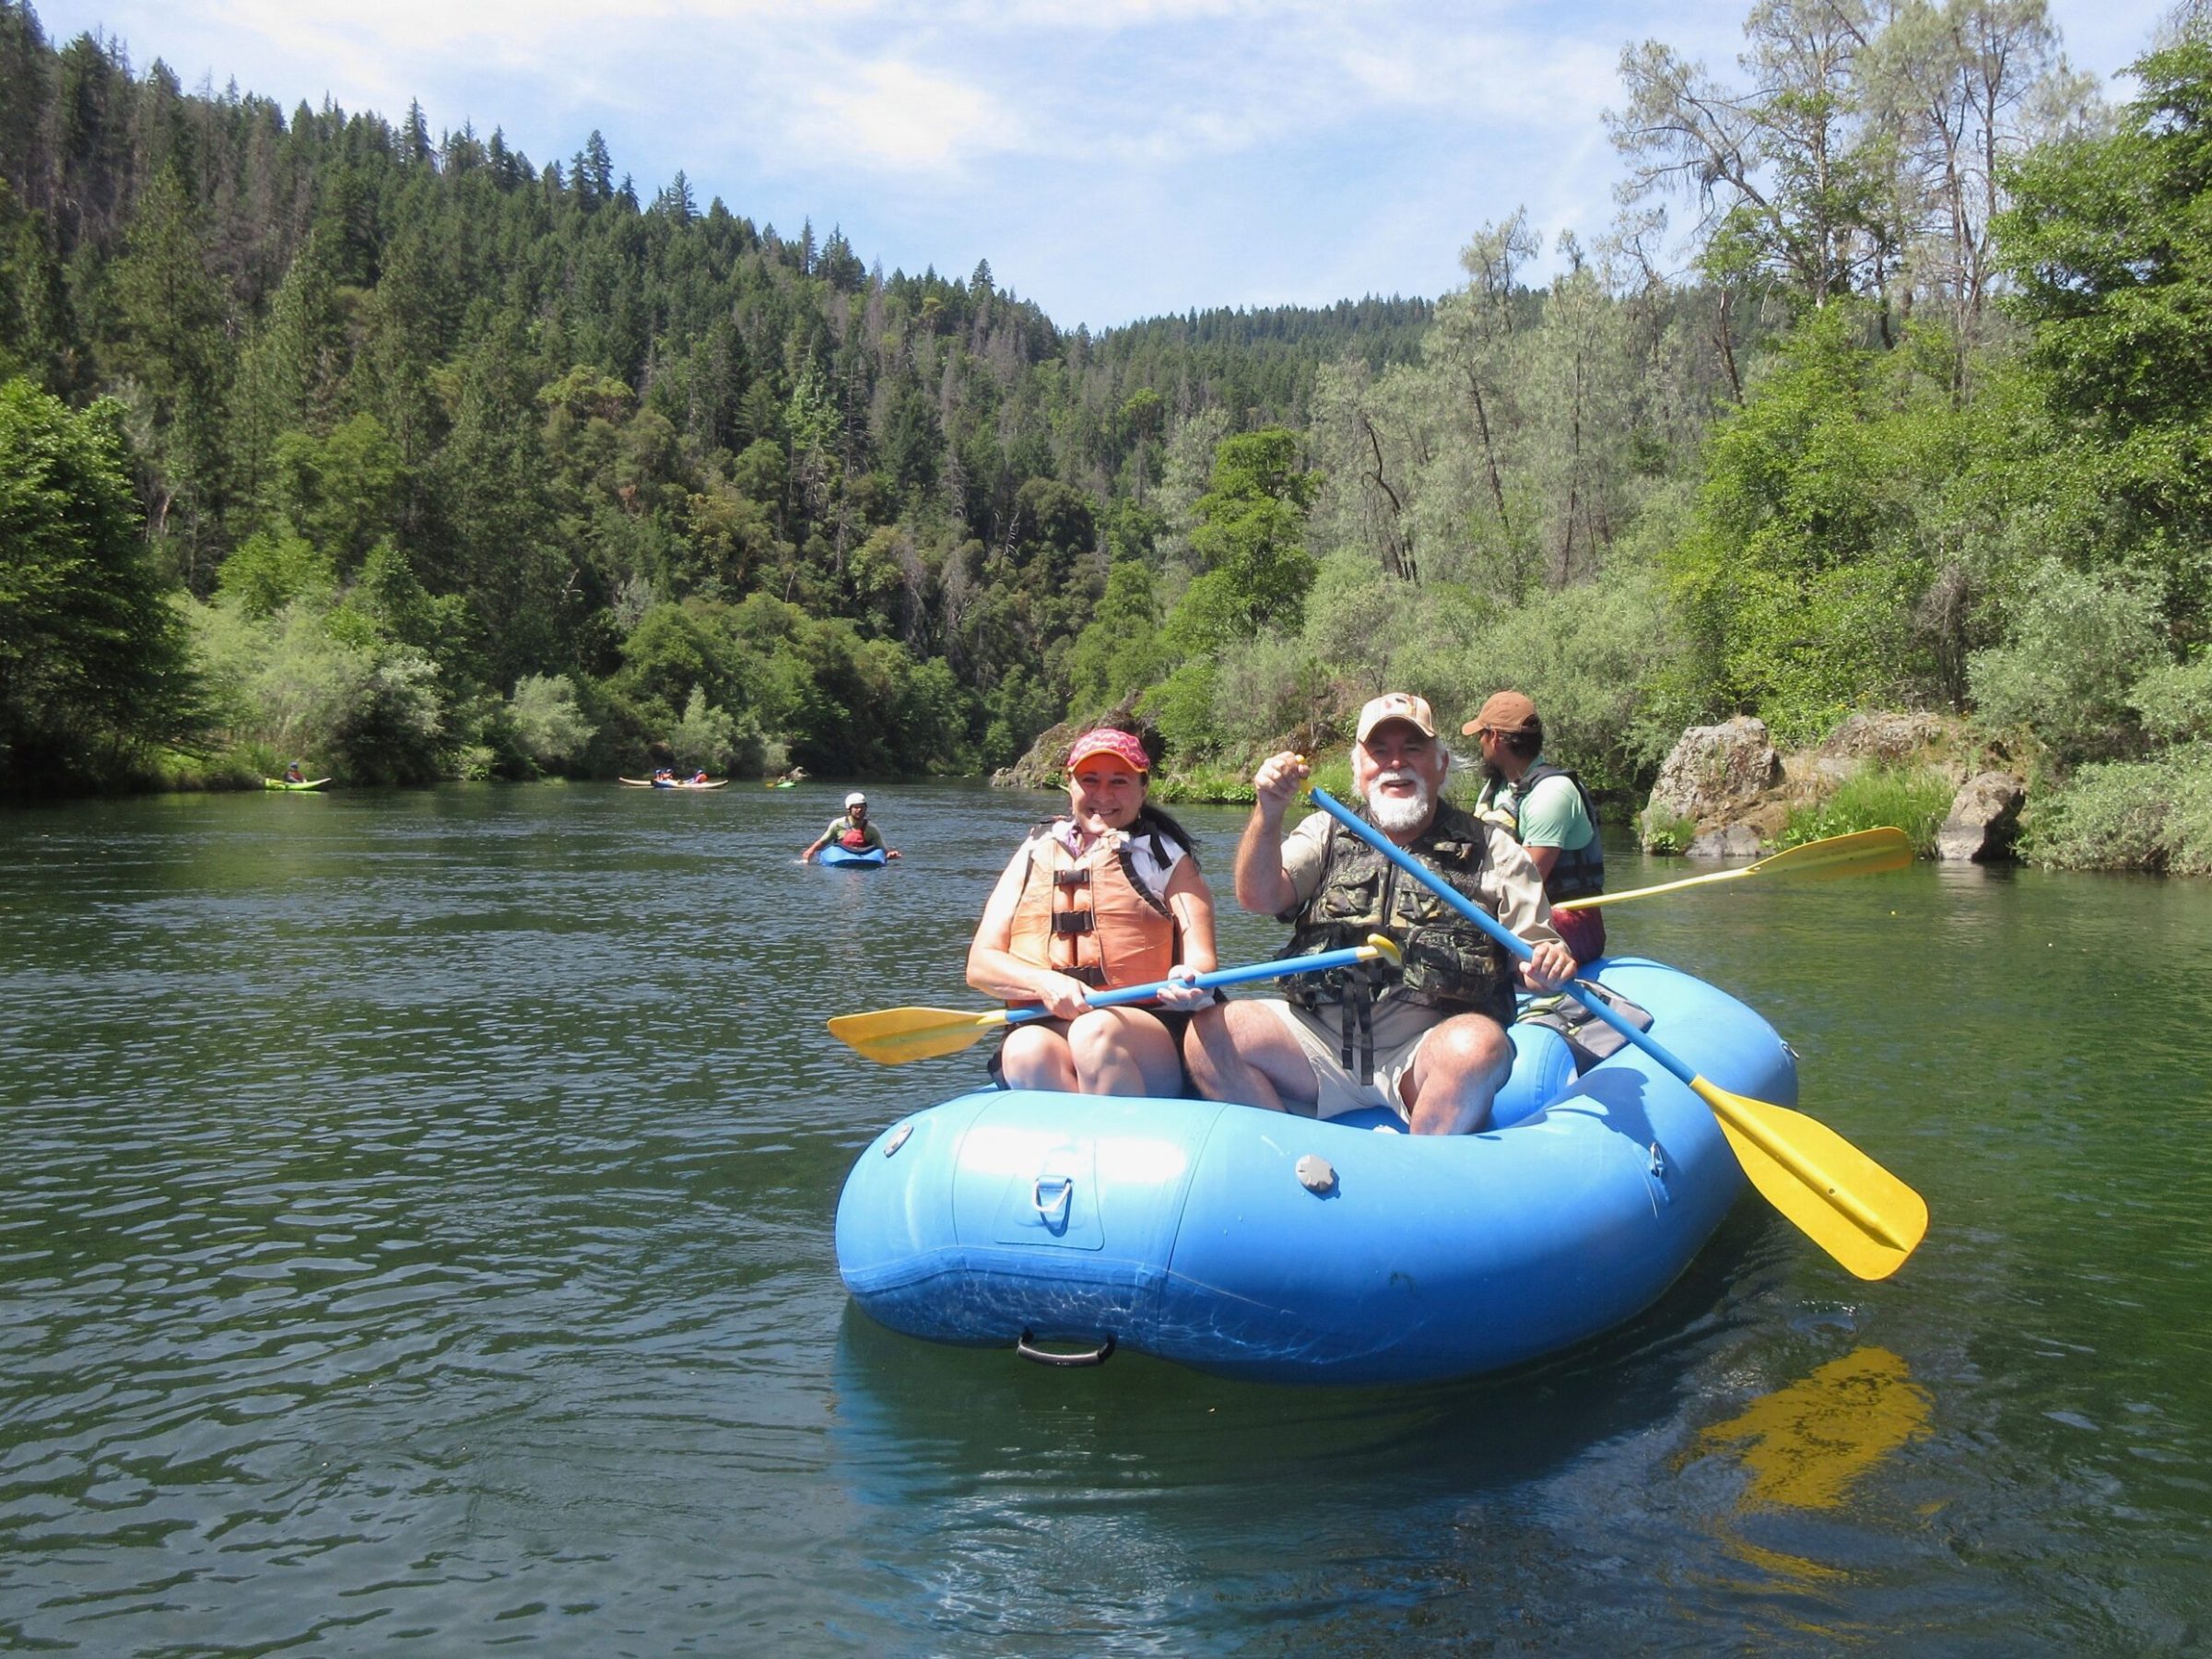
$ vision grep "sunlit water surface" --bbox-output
[3,782,2207,1653]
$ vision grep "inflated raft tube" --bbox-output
[818,844,889,868]
[834,957,1793,1385]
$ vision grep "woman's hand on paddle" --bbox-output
[1032,971,1094,1021]
[1518,939,1575,994]
[1153,966,1208,1009]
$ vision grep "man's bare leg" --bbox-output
[1182,1001,1320,1114]
[1400,1013,1512,1135]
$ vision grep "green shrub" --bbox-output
[1152,762,1256,805]
[1429,564,1687,794]
[1154,749,1351,806]
[668,684,763,776]
[1780,762,1952,855]
[1967,558,2164,763]
[507,673,595,772]
[217,528,335,618]
[1660,306,1954,744]
[1640,809,1699,854]
[1210,632,1323,756]
[2020,746,2212,874]
[1141,658,1222,759]
[2131,652,2212,745]
[1306,753,1354,802]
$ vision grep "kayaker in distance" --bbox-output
[1465,689,1607,966]
[965,720,1218,1097]
[1182,691,1574,1135]
[802,792,901,862]
[283,761,304,783]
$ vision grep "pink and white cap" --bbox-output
[1065,727,1150,775]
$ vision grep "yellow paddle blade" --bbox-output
[827,1006,1013,1065]
[1752,826,1914,881]
[1693,1077,1928,1280]
[1558,826,1913,912]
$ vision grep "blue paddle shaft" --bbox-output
[1005,940,1384,1026]
[1308,787,1698,1090]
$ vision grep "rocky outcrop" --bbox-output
[991,718,1085,790]
[1641,709,2001,862]
[1642,717,1785,849]
[1793,712,1973,791]
[1936,771,2027,863]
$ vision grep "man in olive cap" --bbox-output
[1182,691,1572,1135]
[1464,690,1606,964]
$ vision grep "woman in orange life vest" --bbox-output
[966,722,1219,1096]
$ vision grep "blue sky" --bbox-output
[29,0,2182,331]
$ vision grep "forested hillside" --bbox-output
[3,0,2209,869]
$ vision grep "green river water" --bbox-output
[2,781,2207,1654]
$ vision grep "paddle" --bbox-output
[1308,787,1925,1280]
[829,934,1404,1066]
[1556,826,1912,912]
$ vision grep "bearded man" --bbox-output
[1182,692,1574,1135]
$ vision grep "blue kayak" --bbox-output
[834,957,1791,1385]
[818,844,888,868]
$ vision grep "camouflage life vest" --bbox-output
[1284,798,1514,1077]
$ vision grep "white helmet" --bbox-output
[844,791,866,808]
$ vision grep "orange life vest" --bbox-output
[1006,822,1179,993]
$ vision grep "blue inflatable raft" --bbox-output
[834,957,1793,1385]
[818,843,888,868]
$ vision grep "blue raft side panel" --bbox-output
[818,843,889,868]
[834,959,1795,1385]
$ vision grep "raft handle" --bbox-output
[1032,1174,1074,1229]
[1017,1330,1116,1368]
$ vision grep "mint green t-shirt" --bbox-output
[1489,764,1596,853]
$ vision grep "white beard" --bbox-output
[1367,771,1432,835]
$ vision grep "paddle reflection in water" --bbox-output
[822,1236,1771,1652]
[1696,1347,1934,1512]
[1683,1347,1935,1591]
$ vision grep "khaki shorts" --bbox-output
[1257,1000,1440,1122]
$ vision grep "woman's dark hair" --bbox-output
[1135,802,1197,859]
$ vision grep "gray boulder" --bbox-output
[1688,822,1768,860]
[1644,717,1783,847]
[1936,771,2027,863]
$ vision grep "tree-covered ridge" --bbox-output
[3,0,2210,874]
[0,0,1444,786]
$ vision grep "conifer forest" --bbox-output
[4,0,2210,868]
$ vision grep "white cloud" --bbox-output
[794,59,1016,174]
[32,0,2189,328]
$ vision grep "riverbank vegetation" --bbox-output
[2,0,2208,868]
